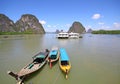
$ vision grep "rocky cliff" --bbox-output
[15,14,45,34]
[0,14,45,34]
[87,28,93,33]
[0,14,15,32]
[68,21,86,33]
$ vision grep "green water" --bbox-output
[0,34,120,84]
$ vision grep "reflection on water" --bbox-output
[0,34,120,84]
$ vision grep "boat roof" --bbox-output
[49,50,58,56]
[34,54,45,59]
[60,48,69,61]
[58,32,68,34]
[69,32,79,35]
[33,52,46,59]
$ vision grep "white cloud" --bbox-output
[45,24,71,32]
[113,22,120,28]
[92,14,101,19]
[98,22,120,30]
[39,20,46,25]
[47,24,59,28]
[61,26,64,28]
[100,25,110,29]
[98,22,104,25]
[65,24,71,28]
[47,25,51,28]
[85,25,92,31]
[86,25,92,28]
[53,25,56,28]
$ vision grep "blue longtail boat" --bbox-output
[48,46,60,68]
[59,48,71,79]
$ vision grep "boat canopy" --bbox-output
[33,54,45,59]
[49,50,57,57]
[59,32,68,35]
[60,48,69,61]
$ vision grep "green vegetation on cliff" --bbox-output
[92,30,120,34]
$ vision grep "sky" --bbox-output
[0,0,120,32]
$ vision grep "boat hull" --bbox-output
[17,60,47,77]
[57,37,69,39]
[48,47,60,68]
[59,60,71,74]
[59,48,71,78]
[8,49,49,84]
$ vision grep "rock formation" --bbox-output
[87,28,93,33]
[68,21,86,33]
[0,14,15,32]
[15,14,45,34]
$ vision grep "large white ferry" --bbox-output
[69,32,80,39]
[56,32,69,39]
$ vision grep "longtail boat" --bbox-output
[59,48,71,79]
[7,49,49,84]
[48,46,59,68]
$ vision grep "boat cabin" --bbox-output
[49,50,58,59]
[61,61,69,66]
[60,48,70,65]
[69,32,80,38]
[33,52,47,63]
[56,32,69,39]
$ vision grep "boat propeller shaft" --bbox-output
[7,71,19,80]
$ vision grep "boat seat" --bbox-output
[28,63,34,69]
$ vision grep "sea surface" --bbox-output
[0,34,120,84]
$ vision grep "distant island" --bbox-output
[92,30,120,34]
[0,14,45,35]
[68,21,86,33]
[1,13,120,35]
[0,14,86,35]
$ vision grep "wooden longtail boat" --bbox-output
[48,46,60,68]
[8,49,49,84]
[59,48,71,79]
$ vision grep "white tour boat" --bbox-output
[56,32,69,39]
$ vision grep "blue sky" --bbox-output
[0,0,120,32]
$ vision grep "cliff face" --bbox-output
[0,14,45,34]
[87,28,93,33]
[15,14,45,34]
[68,21,86,33]
[0,14,15,32]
